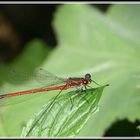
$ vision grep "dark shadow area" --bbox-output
[104,119,140,136]
[92,4,111,12]
[0,4,111,63]
[0,4,58,63]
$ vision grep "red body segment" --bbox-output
[0,77,90,99]
[0,84,69,99]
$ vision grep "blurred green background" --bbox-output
[0,4,140,137]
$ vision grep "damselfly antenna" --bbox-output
[85,73,100,86]
[91,79,100,86]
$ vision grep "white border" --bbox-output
[0,1,139,4]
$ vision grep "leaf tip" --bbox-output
[101,84,109,88]
[105,84,110,87]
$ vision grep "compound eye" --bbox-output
[85,73,91,79]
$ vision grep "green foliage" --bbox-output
[21,85,108,137]
[0,4,140,137]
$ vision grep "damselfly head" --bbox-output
[85,73,92,83]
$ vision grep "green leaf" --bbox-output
[0,4,140,137]
[107,4,140,40]
[21,85,108,137]
[45,4,140,136]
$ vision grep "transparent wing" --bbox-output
[34,68,67,87]
[0,68,67,107]
[8,68,67,87]
[8,68,36,84]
